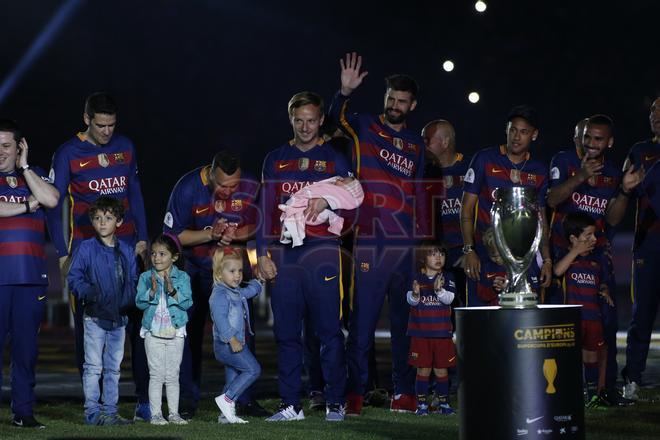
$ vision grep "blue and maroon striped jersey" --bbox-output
[330,92,427,239]
[463,145,548,253]
[548,148,620,256]
[47,133,148,257]
[407,270,455,338]
[163,166,259,276]
[424,153,470,249]
[627,139,660,252]
[0,167,49,285]
[563,254,605,322]
[257,140,351,255]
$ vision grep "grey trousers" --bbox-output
[144,333,185,417]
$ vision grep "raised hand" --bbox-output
[412,279,420,301]
[16,138,28,169]
[164,270,173,294]
[578,153,604,181]
[621,163,645,193]
[340,52,369,96]
[150,273,158,298]
[434,273,445,292]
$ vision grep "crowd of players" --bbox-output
[1,51,658,427]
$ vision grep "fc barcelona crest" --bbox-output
[298,158,310,171]
[360,262,370,272]
[6,176,18,188]
[393,137,404,150]
[98,153,110,168]
[443,175,454,189]
[113,152,125,163]
[231,199,243,211]
[314,160,327,172]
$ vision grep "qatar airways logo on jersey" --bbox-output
[280,180,312,194]
[571,192,608,215]
[0,194,27,203]
[420,295,441,306]
[570,272,596,286]
[441,198,461,216]
[88,176,127,195]
[379,149,414,177]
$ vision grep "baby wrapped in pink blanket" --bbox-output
[279,176,364,247]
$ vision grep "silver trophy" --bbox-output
[490,186,543,308]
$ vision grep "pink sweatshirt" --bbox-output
[278,177,364,247]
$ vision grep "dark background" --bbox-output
[0,0,658,236]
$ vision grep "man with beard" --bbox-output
[163,150,264,419]
[330,52,427,415]
[547,115,632,406]
[422,120,470,305]
[606,96,660,401]
[48,92,150,421]
[460,105,552,306]
[258,91,352,422]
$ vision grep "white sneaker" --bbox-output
[150,414,168,425]
[623,381,640,401]
[215,394,248,424]
[265,404,305,422]
[168,414,188,425]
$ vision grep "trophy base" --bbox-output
[498,292,538,309]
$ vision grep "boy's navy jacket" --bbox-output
[209,279,262,344]
[67,236,138,330]
[135,266,193,330]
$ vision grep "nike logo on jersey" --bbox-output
[526,416,543,424]
[324,275,337,281]
[195,207,209,214]
[80,160,92,167]
[278,163,289,169]
[644,155,657,161]
[448,356,456,362]
[426,184,434,190]
[491,168,502,173]
[486,273,498,279]
[38,295,46,301]
[377,131,390,138]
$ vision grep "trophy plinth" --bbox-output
[491,186,543,309]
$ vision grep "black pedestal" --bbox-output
[456,305,585,440]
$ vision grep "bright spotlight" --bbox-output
[468,92,480,103]
[442,60,455,72]
[475,1,487,13]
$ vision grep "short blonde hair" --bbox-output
[212,247,243,284]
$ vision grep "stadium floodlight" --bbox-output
[468,92,480,103]
[442,60,455,72]
[475,1,487,13]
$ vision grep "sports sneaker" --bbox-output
[325,404,345,422]
[11,415,45,429]
[415,403,429,416]
[98,414,134,425]
[168,414,188,425]
[346,392,364,416]
[134,402,151,422]
[215,394,248,424]
[150,414,168,425]
[390,393,417,413]
[218,413,230,424]
[600,389,634,407]
[585,394,608,410]
[309,391,326,411]
[622,381,640,401]
[265,403,305,422]
[437,403,456,415]
[85,412,101,425]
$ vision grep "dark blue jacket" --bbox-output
[68,236,138,330]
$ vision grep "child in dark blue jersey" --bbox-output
[407,243,456,416]
[210,247,262,424]
[553,212,614,408]
[68,197,137,425]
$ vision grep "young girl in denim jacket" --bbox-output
[210,247,262,424]
[135,233,192,425]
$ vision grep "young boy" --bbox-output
[553,212,614,408]
[407,243,456,415]
[67,197,138,425]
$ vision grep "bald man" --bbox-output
[422,120,471,306]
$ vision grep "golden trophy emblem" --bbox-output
[543,358,558,394]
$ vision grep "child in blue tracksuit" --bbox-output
[209,247,262,424]
[67,197,137,426]
[135,233,192,425]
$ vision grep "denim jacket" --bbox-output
[67,237,137,330]
[209,279,262,344]
[135,266,193,330]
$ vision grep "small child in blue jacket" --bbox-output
[135,233,192,425]
[210,247,262,424]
